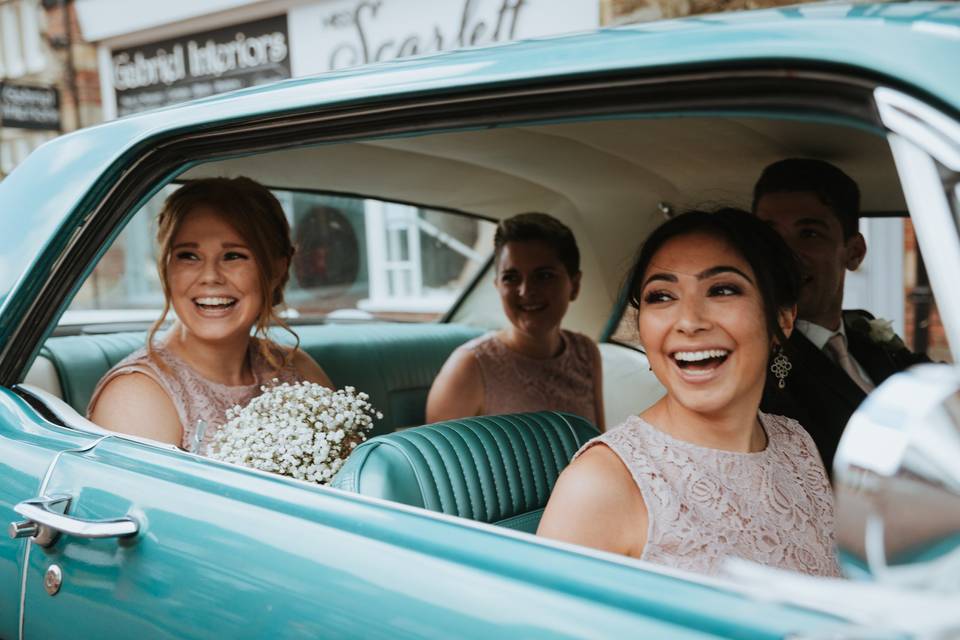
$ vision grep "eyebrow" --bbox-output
[641,265,754,290]
[794,218,830,229]
[500,265,560,273]
[172,241,249,249]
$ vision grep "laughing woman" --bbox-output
[88,177,332,451]
[538,208,839,577]
[427,213,604,430]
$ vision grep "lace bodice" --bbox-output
[464,329,599,424]
[581,412,840,577]
[87,338,301,451]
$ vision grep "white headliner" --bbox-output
[183,115,900,335]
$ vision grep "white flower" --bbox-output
[206,382,380,485]
[867,318,896,343]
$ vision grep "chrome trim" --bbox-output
[17,434,110,640]
[8,521,38,540]
[876,87,960,171]
[14,495,138,542]
[886,133,960,355]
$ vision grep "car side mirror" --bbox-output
[834,364,960,591]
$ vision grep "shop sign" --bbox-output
[111,14,291,117]
[0,83,61,131]
[288,0,599,75]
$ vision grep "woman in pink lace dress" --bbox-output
[427,213,604,429]
[538,208,839,577]
[88,178,332,452]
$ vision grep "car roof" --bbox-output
[1,2,957,320]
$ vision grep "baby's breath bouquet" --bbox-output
[208,381,381,485]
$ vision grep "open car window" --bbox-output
[65,186,495,329]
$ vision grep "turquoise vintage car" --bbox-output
[2,3,959,638]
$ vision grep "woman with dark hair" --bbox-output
[538,208,839,577]
[427,212,604,429]
[89,177,332,450]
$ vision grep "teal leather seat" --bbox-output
[331,412,600,533]
[38,323,482,435]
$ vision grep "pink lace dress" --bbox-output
[463,329,599,424]
[87,338,301,452]
[580,412,840,577]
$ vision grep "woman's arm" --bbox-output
[291,349,334,389]
[537,444,646,558]
[89,373,183,446]
[426,347,484,423]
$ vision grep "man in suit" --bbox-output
[753,158,928,475]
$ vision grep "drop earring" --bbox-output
[770,346,792,390]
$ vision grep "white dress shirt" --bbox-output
[795,319,875,386]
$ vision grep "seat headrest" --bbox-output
[331,412,599,532]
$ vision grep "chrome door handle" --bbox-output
[9,495,138,547]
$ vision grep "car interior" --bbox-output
[18,112,941,544]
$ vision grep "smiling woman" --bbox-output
[426,212,604,429]
[538,208,839,577]
[87,177,333,450]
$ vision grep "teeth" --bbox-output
[673,349,729,362]
[195,297,235,306]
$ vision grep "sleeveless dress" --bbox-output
[579,412,840,577]
[463,329,599,424]
[87,338,301,452]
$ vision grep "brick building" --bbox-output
[0,0,99,177]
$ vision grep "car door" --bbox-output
[7,388,854,639]
[0,389,100,640]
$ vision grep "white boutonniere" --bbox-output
[861,317,906,352]
[867,318,896,343]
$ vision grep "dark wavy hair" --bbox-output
[625,207,801,349]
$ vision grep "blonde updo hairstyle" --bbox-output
[147,176,298,370]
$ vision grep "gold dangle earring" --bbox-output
[770,345,792,390]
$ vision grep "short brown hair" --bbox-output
[493,212,580,276]
[148,177,298,369]
[752,158,861,239]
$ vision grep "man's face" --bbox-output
[755,191,866,330]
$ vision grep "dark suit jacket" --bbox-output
[760,310,929,476]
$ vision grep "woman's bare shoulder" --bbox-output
[90,372,183,445]
[289,347,333,388]
[426,345,483,422]
[538,442,647,555]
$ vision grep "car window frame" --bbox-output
[0,64,897,386]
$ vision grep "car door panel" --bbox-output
[7,413,848,639]
[0,389,100,640]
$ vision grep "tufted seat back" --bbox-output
[330,412,599,533]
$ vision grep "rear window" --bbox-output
[66,186,495,326]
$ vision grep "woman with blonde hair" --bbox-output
[89,177,331,451]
